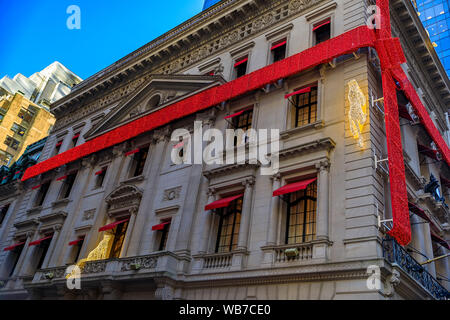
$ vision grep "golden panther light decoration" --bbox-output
[347,79,368,148]
[66,233,114,279]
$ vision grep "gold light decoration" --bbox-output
[347,79,368,148]
[66,233,114,279]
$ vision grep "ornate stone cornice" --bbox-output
[279,137,336,159]
[52,0,328,132]
[203,163,260,179]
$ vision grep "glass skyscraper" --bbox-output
[414,0,450,77]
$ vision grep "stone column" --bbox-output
[262,174,280,266]
[11,232,33,277]
[422,221,436,277]
[434,246,450,290]
[199,189,216,254]
[237,178,255,250]
[119,206,138,258]
[128,133,168,257]
[267,174,281,246]
[231,178,254,271]
[315,160,330,240]
[41,225,62,269]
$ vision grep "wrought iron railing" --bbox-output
[382,237,449,300]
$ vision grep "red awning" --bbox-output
[431,232,450,250]
[285,86,313,99]
[72,134,80,140]
[440,176,450,188]
[224,107,252,119]
[4,242,25,251]
[98,218,129,232]
[56,175,67,181]
[29,235,53,247]
[273,178,317,197]
[31,184,41,190]
[398,104,413,121]
[95,169,104,176]
[173,141,185,149]
[55,141,63,147]
[313,19,330,31]
[125,148,140,156]
[152,221,171,231]
[271,40,287,51]
[418,144,439,161]
[205,194,244,211]
[234,57,248,68]
[68,238,84,246]
[408,202,430,222]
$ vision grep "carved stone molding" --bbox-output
[105,185,143,217]
[120,256,157,271]
[279,138,336,159]
[163,187,182,202]
[82,209,96,221]
[82,261,106,274]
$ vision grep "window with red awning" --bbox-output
[273,178,317,197]
[205,194,244,211]
[68,237,84,246]
[29,235,53,247]
[98,218,130,232]
[152,221,171,231]
[431,232,450,250]
[418,144,440,161]
[3,242,25,251]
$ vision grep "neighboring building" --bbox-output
[413,0,450,76]
[0,62,81,166]
[0,0,449,300]
[0,92,55,166]
[0,61,82,109]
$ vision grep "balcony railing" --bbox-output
[28,251,181,284]
[382,237,449,300]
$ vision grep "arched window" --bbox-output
[146,95,161,110]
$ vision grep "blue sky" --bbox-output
[0,0,205,80]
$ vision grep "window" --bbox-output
[131,146,149,177]
[0,150,12,166]
[35,181,51,207]
[286,180,317,244]
[109,219,129,258]
[8,243,24,277]
[234,56,248,79]
[215,197,242,253]
[313,19,331,45]
[292,86,318,127]
[59,172,77,199]
[94,167,107,188]
[36,237,52,270]
[55,140,63,155]
[4,136,20,150]
[159,220,171,251]
[71,133,80,147]
[17,108,35,124]
[0,203,10,225]
[71,238,84,263]
[231,107,253,146]
[271,39,287,63]
[11,123,27,136]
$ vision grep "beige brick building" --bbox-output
[0,0,448,300]
[0,92,55,165]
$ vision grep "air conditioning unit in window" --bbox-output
[284,248,299,258]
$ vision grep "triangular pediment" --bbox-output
[85,74,225,139]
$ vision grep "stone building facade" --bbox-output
[0,0,448,300]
